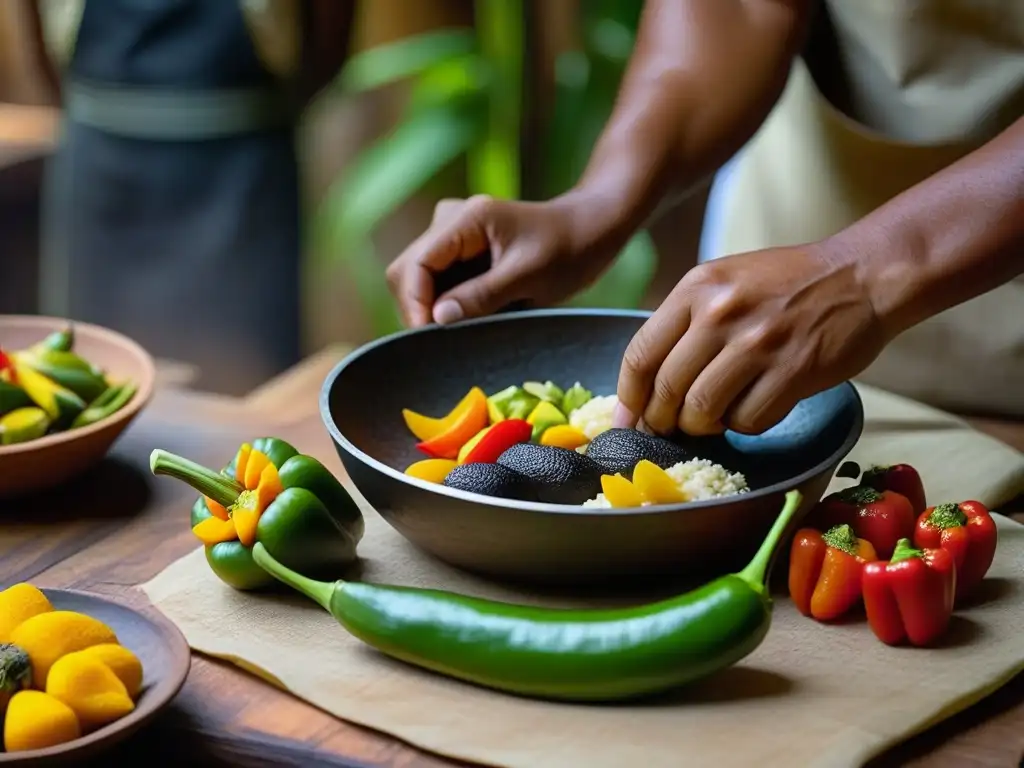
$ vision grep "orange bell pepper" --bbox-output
[415,389,489,460]
[789,524,878,621]
[402,387,488,442]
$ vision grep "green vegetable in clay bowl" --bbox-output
[252,490,804,702]
[0,325,139,446]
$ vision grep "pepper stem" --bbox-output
[251,542,336,612]
[149,449,244,508]
[738,489,803,593]
[890,538,923,563]
[927,502,967,529]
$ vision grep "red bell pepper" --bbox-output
[0,349,11,376]
[809,485,914,560]
[416,390,490,460]
[462,419,531,464]
[862,538,955,647]
[861,463,926,515]
[789,525,878,621]
[914,500,998,600]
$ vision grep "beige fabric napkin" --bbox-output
[143,383,1024,768]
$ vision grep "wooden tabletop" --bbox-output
[2,346,1023,768]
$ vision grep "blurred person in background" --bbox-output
[387,0,1024,435]
[20,0,354,394]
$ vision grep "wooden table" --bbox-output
[3,346,1023,768]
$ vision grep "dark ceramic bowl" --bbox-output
[321,309,863,586]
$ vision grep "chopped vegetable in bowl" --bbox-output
[0,325,138,447]
[400,381,748,508]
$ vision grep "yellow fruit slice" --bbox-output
[3,691,81,752]
[10,610,119,689]
[46,654,135,731]
[539,425,590,451]
[600,474,644,508]
[404,458,458,484]
[66,644,144,699]
[632,460,687,504]
[0,583,54,643]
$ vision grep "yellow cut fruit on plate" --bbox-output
[456,425,493,464]
[600,474,644,508]
[539,425,589,451]
[632,460,687,504]
[405,458,458,484]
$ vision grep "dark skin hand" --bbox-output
[387,0,811,327]
[387,0,1024,436]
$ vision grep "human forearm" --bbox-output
[20,0,61,104]
[561,0,812,249]
[839,117,1024,341]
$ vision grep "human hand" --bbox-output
[386,194,618,327]
[613,243,888,436]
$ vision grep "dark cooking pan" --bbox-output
[320,309,863,586]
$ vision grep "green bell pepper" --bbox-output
[150,437,364,591]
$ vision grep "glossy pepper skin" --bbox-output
[789,525,877,621]
[810,485,914,560]
[861,464,926,515]
[251,491,805,702]
[914,501,997,600]
[862,539,955,647]
[150,437,364,591]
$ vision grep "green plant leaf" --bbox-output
[406,54,489,115]
[324,99,483,244]
[570,230,657,309]
[339,29,478,93]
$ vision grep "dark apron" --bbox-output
[40,0,302,395]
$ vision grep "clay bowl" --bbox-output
[321,309,863,587]
[0,316,155,499]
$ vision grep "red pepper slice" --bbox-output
[462,419,531,464]
[0,349,12,376]
[788,525,878,621]
[862,538,955,647]
[809,485,914,560]
[913,500,997,600]
[861,463,926,515]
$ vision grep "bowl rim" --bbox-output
[320,308,864,516]
[0,315,156,457]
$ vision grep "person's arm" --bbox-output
[18,0,61,105]
[562,0,814,248]
[842,116,1024,342]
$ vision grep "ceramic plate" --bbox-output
[0,589,190,765]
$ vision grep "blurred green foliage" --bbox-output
[316,0,653,337]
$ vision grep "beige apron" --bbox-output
[712,0,1024,416]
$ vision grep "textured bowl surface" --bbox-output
[321,309,863,586]
[0,316,155,499]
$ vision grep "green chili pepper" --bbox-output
[151,437,364,591]
[70,382,137,429]
[252,490,803,702]
[0,380,32,418]
[35,326,74,353]
[14,350,109,404]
